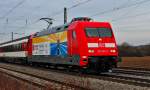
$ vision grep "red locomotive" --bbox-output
[0,17,118,72]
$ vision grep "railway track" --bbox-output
[0,63,87,90]
[113,68,150,76]
[99,72,150,87]
[118,66,150,71]
[99,68,150,87]
[0,62,150,88]
[85,67,150,87]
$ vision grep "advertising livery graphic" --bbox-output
[32,31,67,57]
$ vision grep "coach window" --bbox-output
[72,31,76,39]
[8,45,10,52]
[19,44,21,51]
[6,46,8,52]
[12,44,17,51]
[20,43,22,51]
[16,44,19,51]
[8,46,10,52]
[13,45,15,51]
[5,46,7,52]
[18,44,20,51]
[17,44,19,51]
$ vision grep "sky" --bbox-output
[0,0,150,46]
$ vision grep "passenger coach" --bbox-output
[0,36,29,62]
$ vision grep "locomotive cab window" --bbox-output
[72,31,76,39]
[85,27,112,37]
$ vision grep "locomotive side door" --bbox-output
[72,30,77,53]
[68,29,77,56]
[68,29,80,65]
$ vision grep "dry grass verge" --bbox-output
[118,56,150,69]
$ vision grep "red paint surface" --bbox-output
[67,21,118,66]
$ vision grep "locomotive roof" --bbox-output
[34,17,93,37]
[33,21,111,37]
[34,23,70,37]
[0,36,30,45]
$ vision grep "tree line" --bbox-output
[118,42,150,57]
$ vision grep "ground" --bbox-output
[118,56,150,69]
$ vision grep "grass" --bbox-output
[118,56,150,69]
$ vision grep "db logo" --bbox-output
[99,43,105,47]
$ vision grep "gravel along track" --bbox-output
[0,62,150,90]
[0,66,86,90]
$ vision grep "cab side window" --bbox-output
[72,31,76,39]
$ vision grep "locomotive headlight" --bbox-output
[88,50,94,53]
[110,50,116,53]
[82,56,87,59]
[105,43,115,48]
